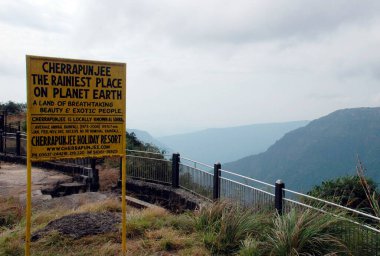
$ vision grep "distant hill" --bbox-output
[127,129,172,153]
[158,121,309,164]
[224,107,380,192]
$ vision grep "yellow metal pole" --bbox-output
[25,116,32,255]
[25,56,32,256]
[121,62,127,255]
[25,157,32,255]
[121,154,127,255]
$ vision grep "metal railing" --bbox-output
[122,152,380,254]
[220,168,275,209]
[179,157,214,200]
[3,132,17,155]
[126,149,172,185]
[2,135,380,254]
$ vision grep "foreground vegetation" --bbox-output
[0,196,207,256]
[2,195,379,255]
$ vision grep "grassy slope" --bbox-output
[0,197,208,256]
[1,196,377,255]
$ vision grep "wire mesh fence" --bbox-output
[220,177,275,210]
[179,163,213,200]
[220,168,275,210]
[20,133,27,156]
[126,150,172,184]
[178,157,214,200]
[283,188,380,255]
[4,124,21,133]
[3,132,17,155]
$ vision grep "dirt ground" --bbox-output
[0,162,72,198]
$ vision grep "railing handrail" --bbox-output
[220,176,275,197]
[126,149,171,157]
[126,149,163,155]
[180,156,214,169]
[284,197,380,233]
[284,188,380,222]
[180,163,214,176]
[220,168,275,188]
[127,154,170,162]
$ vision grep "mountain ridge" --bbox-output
[158,121,309,164]
[224,107,380,192]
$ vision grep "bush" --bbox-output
[308,175,378,214]
[0,197,23,230]
[195,201,270,255]
[238,237,261,256]
[266,209,348,255]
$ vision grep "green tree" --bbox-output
[126,132,164,155]
[0,101,26,114]
[307,175,378,214]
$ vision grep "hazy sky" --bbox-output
[1,0,380,136]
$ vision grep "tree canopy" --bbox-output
[0,101,26,114]
[307,175,378,214]
[127,132,164,154]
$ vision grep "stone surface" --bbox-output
[0,162,72,198]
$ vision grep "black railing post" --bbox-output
[0,113,4,131]
[90,158,99,191]
[172,153,180,188]
[0,130,3,153]
[16,131,21,156]
[213,163,221,201]
[275,180,285,215]
[3,111,7,133]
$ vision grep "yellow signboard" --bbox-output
[26,56,126,161]
[25,56,128,255]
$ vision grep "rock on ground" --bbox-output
[31,211,121,241]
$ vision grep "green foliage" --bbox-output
[165,213,195,233]
[0,237,24,256]
[308,175,379,214]
[126,207,195,239]
[195,201,270,255]
[126,208,167,238]
[127,132,164,154]
[357,158,380,218]
[0,197,23,230]
[0,101,26,114]
[267,209,348,256]
[238,237,261,256]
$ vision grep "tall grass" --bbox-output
[0,196,23,230]
[267,209,349,256]
[195,200,271,255]
[357,157,380,219]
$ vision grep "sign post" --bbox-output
[26,56,127,255]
